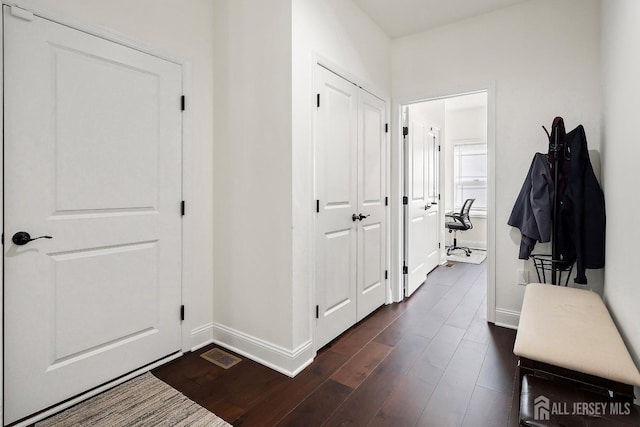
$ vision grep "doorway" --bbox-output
[402,91,490,299]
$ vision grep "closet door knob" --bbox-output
[12,231,52,246]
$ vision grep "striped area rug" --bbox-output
[36,373,231,427]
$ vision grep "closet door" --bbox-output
[356,90,386,321]
[315,66,358,349]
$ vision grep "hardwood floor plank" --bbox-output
[329,321,387,357]
[416,339,488,426]
[233,349,349,426]
[330,341,394,389]
[379,332,431,375]
[368,375,436,427]
[461,385,511,427]
[475,325,518,395]
[323,358,405,426]
[411,324,466,386]
[446,274,486,330]
[275,380,353,427]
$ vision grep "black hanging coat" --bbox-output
[508,153,554,259]
[556,125,606,284]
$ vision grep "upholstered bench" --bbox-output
[514,283,640,401]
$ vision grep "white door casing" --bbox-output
[315,65,387,349]
[3,8,183,424]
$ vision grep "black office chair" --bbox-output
[446,198,475,256]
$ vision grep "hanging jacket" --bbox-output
[508,153,554,259]
[556,125,606,284]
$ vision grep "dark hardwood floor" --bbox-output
[153,261,521,426]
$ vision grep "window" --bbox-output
[453,142,487,211]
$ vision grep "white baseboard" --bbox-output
[189,322,214,352]
[494,308,520,330]
[211,323,314,377]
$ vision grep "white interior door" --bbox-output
[3,8,183,424]
[315,66,358,349]
[424,128,441,271]
[315,65,386,349]
[356,90,386,321]
[405,112,430,297]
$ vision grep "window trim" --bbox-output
[453,139,488,212]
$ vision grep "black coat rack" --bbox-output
[531,118,574,286]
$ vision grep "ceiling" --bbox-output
[352,0,528,39]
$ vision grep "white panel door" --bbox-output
[315,66,387,349]
[3,8,182,424]
[424,128,441,271]
[356,90,386,321]
[315,66,358,349]
[405,114,430,297]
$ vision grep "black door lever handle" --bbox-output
[358,213,370,221]
[12,231,53,246]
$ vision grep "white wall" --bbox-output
[601,0,640,394]
[292,0,391,346]
[392,0,602,326]
[209,0,390,374]
[4,0,216,352]
[212,0,299,371]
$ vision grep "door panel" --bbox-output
[315,66,386,349]
[4,9,182,423]
[315,66,358,349]
[425,128,441,270]
[357,91,386,321]
[406,117,429,296]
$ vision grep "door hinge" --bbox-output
[385,123,389,133]
[180,305,185,321]
[181,95,185,111]
[316,199,320,213]
[315,305,319,319]
[385,270,388,280]
[402,196,408,205]
[181,200,186,216]
[402,126,409,136]
[438,243,441,249]
[317,93,320,108]
[438,145,441,152]
[438,193,441,201]
[385,196,388,206]
[403,265,408,275]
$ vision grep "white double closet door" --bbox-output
[314,65,387,350]
[3,7,183,424]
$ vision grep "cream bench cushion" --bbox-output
[514,282,640,387]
